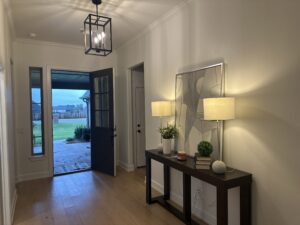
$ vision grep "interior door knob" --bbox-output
[137,130,141,133]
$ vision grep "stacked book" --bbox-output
[195,153,211,170]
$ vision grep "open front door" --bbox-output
[90,68,116,176]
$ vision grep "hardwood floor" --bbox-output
[13,168,184,225]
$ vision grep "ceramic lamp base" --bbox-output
[162,139,171,154]
[212,160,226,174]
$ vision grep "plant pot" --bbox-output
[162,138,171,154]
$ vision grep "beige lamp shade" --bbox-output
[151,101,172,117]
[203,97,235,121]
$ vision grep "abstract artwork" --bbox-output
[175,63,224,159]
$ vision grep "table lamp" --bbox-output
[151,101,172,149]
[203,97,235,174]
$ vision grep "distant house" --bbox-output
[52,104,86,119]
[80,91,90,128]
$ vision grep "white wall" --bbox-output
[116,0,300,224]
[0,0,17,224]
[13,39,116,182]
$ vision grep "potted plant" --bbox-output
[197,141,213,157]
[195,141,213,169]
[159,124,178,154]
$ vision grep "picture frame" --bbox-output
[175,63,225,159]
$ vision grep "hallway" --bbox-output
[13,168,184,225]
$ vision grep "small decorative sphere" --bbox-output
[212,161,226,174]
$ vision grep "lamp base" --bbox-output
[212,160,226,174]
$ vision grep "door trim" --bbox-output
[0,67,12,225]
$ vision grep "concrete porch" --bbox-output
[53,140,91,175]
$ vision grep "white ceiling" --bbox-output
[10,0,186,48]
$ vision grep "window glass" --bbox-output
[30,68,44,155]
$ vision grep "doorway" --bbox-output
[51,70,91,175]
[48,67,116,177]
[131,63,146,168]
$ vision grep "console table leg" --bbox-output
[240,184,251,225]
[164,165,170,200]
[217,187,228,225]
[146,155,152,204]
[183,174,191,224]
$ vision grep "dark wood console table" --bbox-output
[146,149,252,225]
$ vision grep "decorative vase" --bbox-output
[212,160,226,174]
[162,138,171,154]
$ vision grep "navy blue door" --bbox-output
[90,68,115,176]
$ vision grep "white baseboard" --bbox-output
[151,179,216,225]
[118,161,135,172]
[17,171,50,183]
[11,189,17,224]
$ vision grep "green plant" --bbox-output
[74,126,91,141]
[74,125,85,139]
[197,141,213,157]
[82,128,91,141]
[159,124,178,139]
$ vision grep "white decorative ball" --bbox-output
[212,161,226,174]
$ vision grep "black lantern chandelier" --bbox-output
[84,0,112,56]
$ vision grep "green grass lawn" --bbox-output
[33,118,87,143]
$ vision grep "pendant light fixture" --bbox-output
[84,0,112,56]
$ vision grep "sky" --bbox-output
[32,89,87,106]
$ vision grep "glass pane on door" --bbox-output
[93,75,110,128]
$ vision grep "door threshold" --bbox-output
[54,168,92,177]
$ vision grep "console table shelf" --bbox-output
[145,149,252,225]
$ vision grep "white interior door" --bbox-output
[135,87,145,167]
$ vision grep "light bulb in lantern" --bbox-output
[94,36,99,44]
[97,32,102,40]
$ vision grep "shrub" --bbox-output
[197,141,213,157]
[82,128,91,141]
[74,126,91,141]
[74,126,85,139]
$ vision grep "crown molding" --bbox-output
[116,0,193,52]
[15,38,85,50]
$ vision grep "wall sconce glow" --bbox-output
[151,101,172,117]
[203,97,235,121]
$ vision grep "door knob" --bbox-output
[137,130,141,133]
[137,124,141,127]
